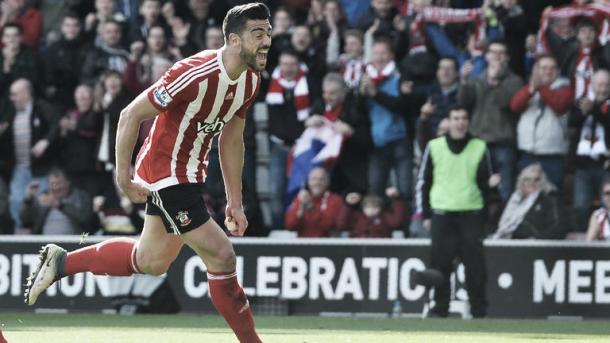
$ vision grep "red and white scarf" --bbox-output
[574,47,595,100]
[266,65,311,121]
[537,3,610,54]
[340,56,365,89]
[410,7,486,55]
[365,60,396,87]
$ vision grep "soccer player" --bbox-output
[24,3,271,342]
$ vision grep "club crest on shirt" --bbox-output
[153,85,172,107]
[176,211,191,227]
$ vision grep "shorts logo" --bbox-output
[153,86,172,107]
[176,211,192,227]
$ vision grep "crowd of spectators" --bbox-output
[0,0,609,241]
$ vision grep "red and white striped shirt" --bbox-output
[135,49,260,191]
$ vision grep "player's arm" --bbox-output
[115,92,158,203]
[218,115,247,235]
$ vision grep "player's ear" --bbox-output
[228,32,241,49]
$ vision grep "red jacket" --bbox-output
[338,199,407,238]
[13,8,43,48]
[285,191,343,237]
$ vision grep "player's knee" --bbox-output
[137,253,171,276]
[216,246,236,270]
[141,260,171,276]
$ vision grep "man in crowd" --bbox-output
[21,167,93,235]
[0,79,58,230]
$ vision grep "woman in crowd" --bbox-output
[586,178,610,241]
[493,164,566,239]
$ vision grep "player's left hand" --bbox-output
[225,206,248,236]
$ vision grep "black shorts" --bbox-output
[146,183,210,234]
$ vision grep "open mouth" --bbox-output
[256,51,268,61]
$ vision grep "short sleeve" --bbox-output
[146,62,194,112]
[235,72,262,119]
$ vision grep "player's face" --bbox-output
[448,109,469,139]
[239,19,272,71]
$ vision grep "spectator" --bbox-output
[586,178,610,240]
[0,23,38,101]
[545,18,609,100]
[84,0,127,47]
[0,179,14,234]
[0,0,43,48]
[1,79,58,230]
[95,70,131,174]
[308,0,347,49]
[81,20,130,83]
[266,7,295,76]
[124,25,176,95]
[21,167,93,235]
[492,0,528,78]
[360,38,413,199]
[510,55,574,189]
[58,84,101,197]
[265,49,313,230]
[355,0,398,40]
[44,13,90,112]
[458,40,523,201]
[289,25,325,96]
[417,57,459,148]
[285,167,344,237]
[417,105,494,318]
[307,72,372,194]
[184,0,218,52]
[570,69,610,230]
[204,26,224,50]
[493,163,565,239]
[338,187,406,238]
[128,0,164,43]
[327,29,365,89]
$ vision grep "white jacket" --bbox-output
[517,77,571,155]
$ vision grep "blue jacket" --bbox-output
[367,73,407,147]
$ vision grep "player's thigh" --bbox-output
[181,218,235,273]
[136,214,184,267]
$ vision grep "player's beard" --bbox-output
[240,47,266,71]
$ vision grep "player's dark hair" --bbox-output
[222,3,271,40]
[448,104,469,118]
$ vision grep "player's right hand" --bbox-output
[118,180,150,204]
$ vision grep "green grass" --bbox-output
[1,312,610,343]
